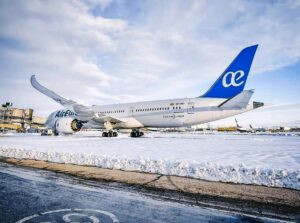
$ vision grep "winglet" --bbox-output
[30,75,94,121]
[31,75,70,105]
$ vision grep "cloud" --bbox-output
[0,0,300,120]
[99,0,300,100]
[85,86,140,104]
[0,0,127,110]
[0,0,126,76]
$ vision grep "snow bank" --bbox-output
[0,132,299,189]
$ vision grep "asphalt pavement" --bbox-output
[0,162,294,223]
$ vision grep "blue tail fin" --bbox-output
[202,45,258,98]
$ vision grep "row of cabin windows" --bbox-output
[101,106,184,114]
[173,106,182,110]
[135,106,182,112]
[136,107,169,112]
[103,110,125,114]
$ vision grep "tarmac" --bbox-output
[1,156,300,221]
[2,161,294,223]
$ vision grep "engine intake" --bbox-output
[55,117,82,134]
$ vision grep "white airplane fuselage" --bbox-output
[92,97,254,129]
[47,97,254,130]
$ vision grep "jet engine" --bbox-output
[55,117,83,134]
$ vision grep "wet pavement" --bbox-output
[0,162,294,223]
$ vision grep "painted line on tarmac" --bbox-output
[16,208,119,223]
[41,208,72,215]
[15,214,39,223]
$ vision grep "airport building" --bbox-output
[0,102,45,132]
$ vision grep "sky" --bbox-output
[0,0,299,127]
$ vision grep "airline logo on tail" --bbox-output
[222,70,245,88]
[202,45,258,98]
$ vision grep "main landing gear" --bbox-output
[102,130,118,137]
[102,121,118,137]
[130,129,144,138]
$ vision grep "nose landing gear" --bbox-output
[130,129,144,138]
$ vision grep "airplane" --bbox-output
[31,45,264,137]
[249,124,266,132]
[235,118,256,133]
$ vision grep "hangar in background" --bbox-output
[0,102,45,132]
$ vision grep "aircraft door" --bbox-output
[128,106,135,117]
[187,101,195,114]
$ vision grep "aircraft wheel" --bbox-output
[130,130,143,138]
[130,131,138,137]
[102,132,108,137]
[113,132,118,137]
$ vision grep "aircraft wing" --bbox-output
[93,113,126,124]
[31,75,125,124]
[218,90,254,109]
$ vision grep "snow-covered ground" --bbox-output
[0,132,299,189]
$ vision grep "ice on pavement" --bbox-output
[0,132,299,189]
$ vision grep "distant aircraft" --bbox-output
[31,45,264,137]
[235,118,256,133]
[249,124,266,133]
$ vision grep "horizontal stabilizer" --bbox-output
[218,90,254,109]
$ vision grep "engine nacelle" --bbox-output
[55,117,82,134]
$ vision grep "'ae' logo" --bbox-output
[222,70,245,88]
